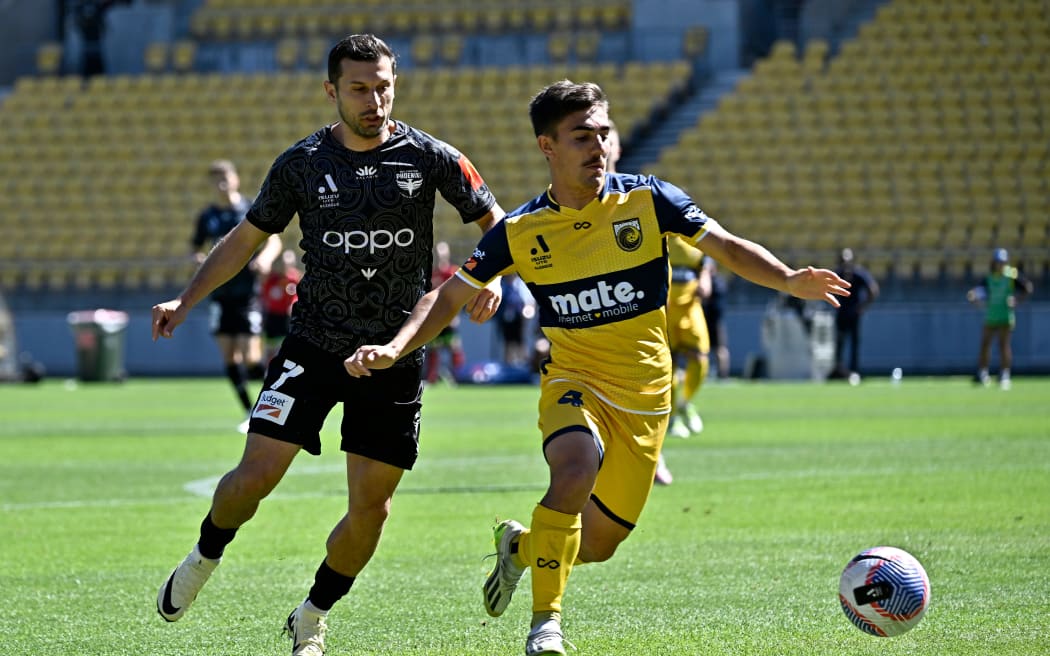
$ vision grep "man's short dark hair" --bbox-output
[528,80,609,137]
[208,159,237,176]
[328,33,397,83]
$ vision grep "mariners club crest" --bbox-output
[612,218,643,252]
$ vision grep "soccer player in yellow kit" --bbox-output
[666,234,711,441]
[344,81,850,655]
[605,120,687,483]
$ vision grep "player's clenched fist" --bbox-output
[151,300,187,340]
[344,344,400,377]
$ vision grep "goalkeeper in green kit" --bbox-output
[967,248,1033,390]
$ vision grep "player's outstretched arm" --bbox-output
[698,224,851,307]
[784,266,852,307]
[345,275,479,377]
[463,206,506,323]
[151,220,273,340]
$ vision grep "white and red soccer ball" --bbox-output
[839,546,930,637]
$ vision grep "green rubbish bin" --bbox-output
[67,309,129,382]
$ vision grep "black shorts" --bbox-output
[209,297,262,336]
[247,336,423,469]
[703,307,724,349]
[499,316,526,345]
[263,312,291,340]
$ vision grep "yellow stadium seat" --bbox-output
[144,42,168,73]
[575,31,601,62]
[35,42,64,75]
[304,36,329,70]
[275,37,300,70]
[411,35,437,67]
[540,34,570,65]
[439,35,465,66]
[170,41,196,73]
[597,3,629,30]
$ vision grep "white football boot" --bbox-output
[483,519,527,617]
[285,599,328,656]
[157,544,220,622]
[526,617,570,655]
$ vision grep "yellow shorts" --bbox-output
[537,379,670,529]
[667,291,710,355]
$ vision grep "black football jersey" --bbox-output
[246,121,496,361]
[192,197,256,301]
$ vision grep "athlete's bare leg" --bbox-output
[323,454,405,576]
[210,433,300,528]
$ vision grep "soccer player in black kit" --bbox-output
[151,34,504,656]
[193,159,282,433]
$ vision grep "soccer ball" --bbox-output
[838,546,930,637]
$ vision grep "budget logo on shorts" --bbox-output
[252,390,295,425]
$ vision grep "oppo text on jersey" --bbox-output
[322,228,415,254]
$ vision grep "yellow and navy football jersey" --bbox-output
[667,234,704,306]
[458,173,716,414]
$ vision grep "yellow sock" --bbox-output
[531,610,562,629]
[681,353,709,401]
[523,537,587,567]
[520,504,582,614]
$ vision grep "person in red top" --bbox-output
[260,249,302,364]
[425,241,466,383]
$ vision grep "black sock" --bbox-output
[198,513,238,560]
[247,362,266,380]
[225,363,252,411]
[308,560,355,612]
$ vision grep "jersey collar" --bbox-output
[542,174,611,214]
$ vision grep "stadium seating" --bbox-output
[649,0,1048,282]
[0,58,689,292]
[187,0,631,41]
[12,0,1043,297]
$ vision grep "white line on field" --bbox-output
[2,455,544,511]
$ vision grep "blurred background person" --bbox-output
[0,287,16,381]
[967,248,1033,390]
[701,255,731,379]
[498,273,536,367]
[72,0,128,76]
[260,248,301,366]
[830,247,879,380]
[192,159,282,431]
[666,235,710,441]
[426,241,466,384]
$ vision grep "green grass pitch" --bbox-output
[2,376,1048,655]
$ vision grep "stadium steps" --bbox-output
[828,0,889,53]
[800,0,889,54]
[619,68,749,173]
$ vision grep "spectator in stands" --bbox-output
[830,247,879,380]
[192,159,282,432]
[150,34,504,656]
[426,241,466,383]
[701,255,731,378]
[343,80,850,656]
[259,248,301,365]
[71,0,128,76]
[967,248,1033,390]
